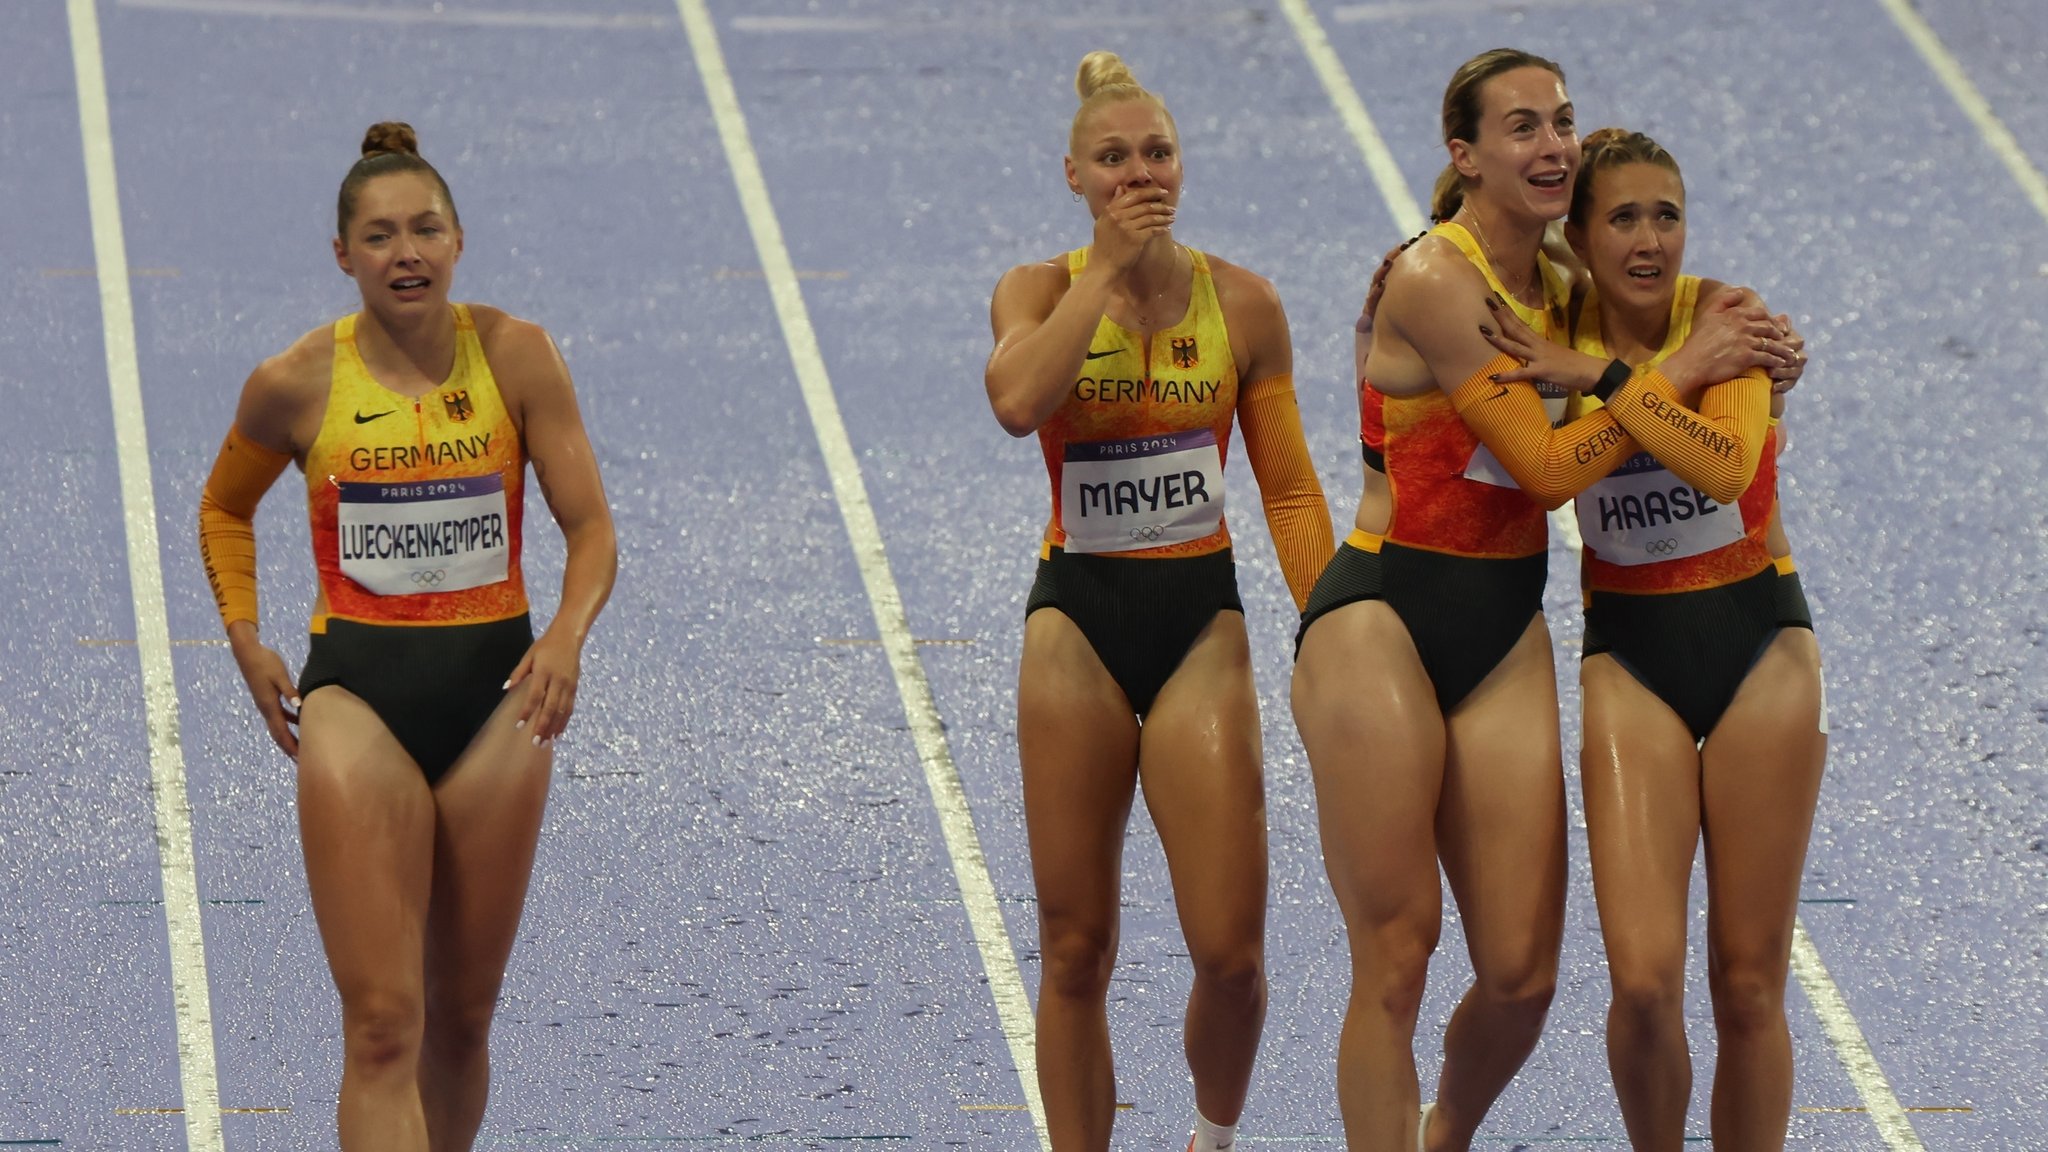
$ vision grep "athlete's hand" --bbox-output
[507,629,582,747]
[1091,182,1175,275]
[1666,289,1794,394]
[1769,313,1808,394]
[228,624,300,758]
[1479,295,1608,392]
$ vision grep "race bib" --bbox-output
[337,474,510,595]
[1060,429,1225,553]
[1575,452,1742,565]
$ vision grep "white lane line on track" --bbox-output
[1876,0,2048,230]
[1791,921,1925,1149]
[66,2,226,1150]
[673,3,1049,1145]
[117,0,671,30]
[1279,7,1922,1144]
[1273,0,1583,550]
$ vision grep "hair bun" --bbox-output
[360,121,420,159]
[1581,126,1631,152]
[1075,50,1138,100]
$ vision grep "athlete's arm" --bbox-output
[985,185,1174,436]
[487,311,618,746]
[1217,262,1333,610]
[1381,246,1629,509]
[1601,368,1770,504]
[201,340,319,757]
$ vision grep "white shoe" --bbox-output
[1417,1102,1435,1152]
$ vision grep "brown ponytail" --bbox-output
[336,121,459,237]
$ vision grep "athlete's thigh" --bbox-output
[1438,616,1567,975]
[1580,653,1702,980]
[297,687,437,997]
[1700,629,1826,964]
[1138,612,1265,955]
[1018,609,1142,932]
[1292,599,1446,927]
[422,682,555,1003]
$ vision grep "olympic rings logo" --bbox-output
[1129,525,1167,542]
[409,569,449,586]
[1643,539,1680,556]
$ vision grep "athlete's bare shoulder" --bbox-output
[467,303,554,362]
[990,255,1073,336]
[1381,232,1488,307]
[1205,253,1282,316]
[236,323,335,453]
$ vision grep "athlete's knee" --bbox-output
[1606,965,1685,1032]
[1473,946,1559,1024]
[423,995,498,1063]
[340,987,425,1074]
[1349,917,1436,1023]
[1708,959,1788,1040]
[1188,937,1267,1010]
[1038,916,1118,1002]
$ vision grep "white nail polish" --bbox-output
[501,679,511,690]
[289,697,301,709]
[531,735,542,747]
[515,719,525,729]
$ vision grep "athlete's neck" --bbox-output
[1458,201,1547,308]
[1599,292,1675,366]
[1110,238,1189,331]
[355,303,459,394]
[1121,237,1183,299]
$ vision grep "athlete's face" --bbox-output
[1065,99,1182,217]
[333,171,463,313]
[1569,162,1687,313]
[1449,66,1579,222]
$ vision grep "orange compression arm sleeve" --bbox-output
[1447,354,1635,508]
[1603,368,1770,505]
[1238,373,1335,611]
[197,426,291,630]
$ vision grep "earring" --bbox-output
[1072,190,1082,202]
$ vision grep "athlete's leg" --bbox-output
[1019,608,1142,1151]
[1700,628,1826,1151]
[1430,616,1567,1152]
[1139,611,1267,1127]
[297,688,437,1151]
[1580,653,1704,1152]
[416,682,554,1152]
[1292,600,1445,1151]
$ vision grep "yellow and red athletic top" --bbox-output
[1569,276,1777,595]
[305,304,527,631]
[1368,221,1622,560]
[1036,246,1329,608]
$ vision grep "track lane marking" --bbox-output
[672,2,1047,1145]
[66,1,225,1148]
[1876,0,2048,229]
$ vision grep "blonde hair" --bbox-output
[1570,127,1683,225]
[1430,48,1567,222]
[1068,51,1176,156]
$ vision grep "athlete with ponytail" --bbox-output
[985,51,1332,1152]
[197,122,616,1151]
[1478,127,1826,1152]
[1291,51,1789,1150]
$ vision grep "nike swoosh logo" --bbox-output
[1083,348,1120,360]
[1489,386,1510,401]
[354,409,397,424]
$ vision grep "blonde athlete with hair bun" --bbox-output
[197,122,616,1151]
[1478,127,1826,1152]
[1292,49,1789,1150]
[985,50,1332,1152]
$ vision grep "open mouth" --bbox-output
[1528,171,1568,191]
[1627,265,1662,281]
[391,277,430,293]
